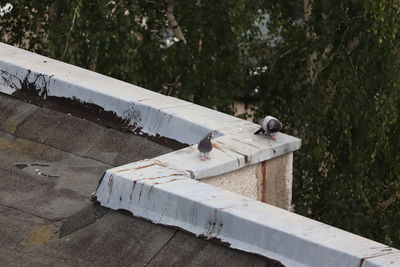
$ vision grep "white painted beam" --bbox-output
[95,164,400,267]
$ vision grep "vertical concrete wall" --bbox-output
[202,164,259,200]
[257,153,293,210]
[202,153,293,210]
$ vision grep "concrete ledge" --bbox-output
[0,44,296,144]
[0,42,300,178]
[0,43,299,207]
[95,165,400,267]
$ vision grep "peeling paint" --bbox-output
[186,169,195,179]
[138,183,144,203]
[1,69,53,99]
[108,175,114,195]
[1,69,187,150]
[130,181,136,202]
[95,170,400,267]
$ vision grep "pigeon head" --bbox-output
[267,119,282,133]
[206,131,213,140]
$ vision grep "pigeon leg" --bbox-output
[266,133,277,141]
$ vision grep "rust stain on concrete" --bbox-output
[260,161,267,203]
[117,163,156,172]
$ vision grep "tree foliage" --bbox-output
[1,0,399,248]
[1,0,260,113]
[257,0,400,247]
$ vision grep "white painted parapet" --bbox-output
[95,160,400,267]
[0,42,300,208]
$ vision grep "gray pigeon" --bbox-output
[254,116,283,140]
[198,132,213,160]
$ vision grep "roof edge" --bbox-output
[0,42,300,179]
[95,165,400,267]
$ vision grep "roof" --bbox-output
[0,92,279,266]
[1,42,399,267]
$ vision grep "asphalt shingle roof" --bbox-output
[0,93,281,266]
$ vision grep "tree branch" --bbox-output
[365,192,400,220]
[165,75,181,87]
[62,5,79,60]
[166,0,187,44]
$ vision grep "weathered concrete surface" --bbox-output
[257,153,293,210]
[0,93,274,266]
[0,95,39,133]
[203,153,293,210]
[0,130,110,219]
[203,164,258,199]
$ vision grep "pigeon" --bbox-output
[254,116,283,140]
[198,131,213,160]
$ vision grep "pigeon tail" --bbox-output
[254,127,265,135]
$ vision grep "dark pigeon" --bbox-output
[198,131,213,160]
[254,116,283,140]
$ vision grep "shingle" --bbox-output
[0,92,273,266]
[0,95,39,134]
[148,231,281,267]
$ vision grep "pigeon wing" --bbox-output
[198,138,212,153]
